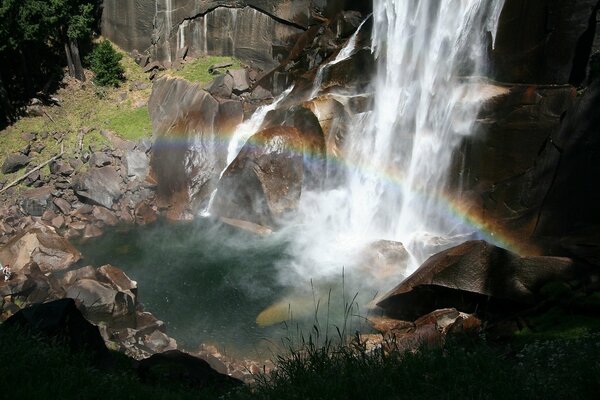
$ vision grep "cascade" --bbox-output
[309,17,371,99]
[282,0,506,288]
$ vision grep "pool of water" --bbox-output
[75,219,371,359]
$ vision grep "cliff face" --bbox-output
[101,0,364,70]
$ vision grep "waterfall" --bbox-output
[309,17,370,99]
[281,0,506,287]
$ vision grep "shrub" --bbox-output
[88,40,124,87]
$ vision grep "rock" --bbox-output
[20,186,53,217]
[83,225,103,239]
[49,160,75,176]
[228,69,250,93]
[377,240,593,320]
[142,330,177,353]
[332,10,364,38]
[135,311,166,334]
[143,60,164,73]
[92,206,119,226]
[65,279,135,325]
[72,166,123,209]
[21,132,36,141]
[1,299,112,366]
[493,0,599,84]
[2,154,31,174]
[148,77,226,215]
[96,265,137,293]
[134,203,157,225]
[136,350,242,392]
[59,265,97,288]
[359,240,411,282]
[125,150,149,180]
[204,73,234,98]
[50,215,65,229]
[89,152,112,167]
[0,275,33,297]
[0,226,81,273]
[213,125,325,226]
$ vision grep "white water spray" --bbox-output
[282,0,506,289]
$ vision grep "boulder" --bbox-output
[92,206,119,226]
[72,166,123,209]
[20,186,53,217]
[213,125,325,226]
[125,150,149,180]
[136,350,242,391]
[358,240,411,282]
[204,74,234,98]
[65,279,135,325]
[49,160,75,176]
[1,154,31,174]
[89,152,112,167]
[96,264,137,294]
[377,240,592,320]
[228,69,250,93]
[0,226,81,273]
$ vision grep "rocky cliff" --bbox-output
[101,0,369,70]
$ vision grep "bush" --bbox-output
[88,40,124,87]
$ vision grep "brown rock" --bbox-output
[83,225,103,239]
[377,240,590,320]
[134,203,157,225]
[92,206,119,226]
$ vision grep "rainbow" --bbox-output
[151,128,538,257]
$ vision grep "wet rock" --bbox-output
[1,154,31,174]
[20,186,53,216]
[142,330,177,353]
[134,203,157,225]
[213,125,325,226]
[359,240,411,282]
[59,265,97,288]
[72,166,123,209]
[493,0,599,85]
[377,240,593,320]
[0,226,81,273]
[83,225,103,239]
[92,206,119,226]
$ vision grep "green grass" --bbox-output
[172,55,242,84]
[0,39,151,182]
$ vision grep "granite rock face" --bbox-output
[493,0,600,85]
[101,1,365,70]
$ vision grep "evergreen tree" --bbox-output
[87,40,125,87]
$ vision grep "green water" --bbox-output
[76,219,297,357]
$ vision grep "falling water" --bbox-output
[281,0,506,289]
[310,17,371,99]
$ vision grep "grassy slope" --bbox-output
[0,41,240,186]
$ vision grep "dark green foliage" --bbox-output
[87,40,125,87]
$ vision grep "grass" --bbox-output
[0,39,152,183]
[171,55,242,84]
[0,325,220,400]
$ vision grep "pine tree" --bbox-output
[87,40,125,87]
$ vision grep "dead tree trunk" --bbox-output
[70,40,86,81]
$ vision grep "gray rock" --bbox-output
[66,279,135,324]
[125,150,149,180]
[228,69,250,93]
[20,187,53,217]
[72,166,123,209]
[89,152,112,167]
[2,154,31,174]
[49,160,75,176]
[204,73,234,98]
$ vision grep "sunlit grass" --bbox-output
[171,55,242,84]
